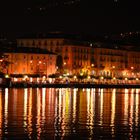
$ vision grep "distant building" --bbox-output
[17,37,91,75]
[91,43,140,79]
[17,34,140,79]
[1,47,57,77]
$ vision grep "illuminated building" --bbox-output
[17,37,91,75]
[91,43,140,84]
[2,47,57,78]
[17,35,140,82]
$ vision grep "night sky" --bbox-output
[0,0,140,38]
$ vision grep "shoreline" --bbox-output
[1,83,140,88]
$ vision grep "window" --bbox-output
[50,41,53,46]
[32,40,35,46]
[20,42,23,46]
[65,47,68,52]
[44,41,47,46]
[56,41,59,46]
[38,41,41,46]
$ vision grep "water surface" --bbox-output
[0,88,140,139]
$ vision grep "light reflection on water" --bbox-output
[0,88,140,139]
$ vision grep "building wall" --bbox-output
[5,52,56,76]
[92,47,140,78]
[17,38,91,75]
[17,38,140,78]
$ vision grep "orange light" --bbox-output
[131,66,134,70]
[112,66,115,69]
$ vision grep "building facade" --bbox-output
[91,45,140,83]
[17,38,91,75]
[17,37,140,82]
[1,47,57,82]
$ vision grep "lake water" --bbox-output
[0,88,140,139]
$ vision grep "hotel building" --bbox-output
[0,47,57,81]
[17,38,91,75]
[16,36,140,81]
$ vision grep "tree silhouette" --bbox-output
[56,55,63,70]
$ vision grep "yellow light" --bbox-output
[113,77,116,80]
[125,78,128,81]
[100,76,104,80]
[59,76,62,79]
[64,62,66,65]
[131,66,134,70]
[80,73,83,76]
[5,74,9,78]
[91,64,94,67]
[136,78,139,81]
[74,75,77,79]
[23,75,28,81]
[112,66,115,69]
[87,76,91,79]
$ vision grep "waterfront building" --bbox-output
[91,43,140,84]
[17,37,91,75]
[1,46,57,82]
[16,34,140,83]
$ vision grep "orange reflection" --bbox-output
[99,89,104,125]
[24,88,28,127]
[37,88,41,139]
[4,88,9,130]
[111,89,116,135]
[27,88,33,139]
[135,90,139,126]
[0,91,2,137]
[86,88,95,136]
[42,88,46,120]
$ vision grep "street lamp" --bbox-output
[91,64,94,67]
[131,66,134,70]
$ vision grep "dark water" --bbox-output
[0,88,140,140]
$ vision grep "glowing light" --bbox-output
[24,75,28,80]
[30,78,33,82]
[5,74,9,78]
[113,77,116,80]
[80,72,83,76]
[4,88,8,128]
[112,66,115,69]
[131,66,134,70]
[91,64,94,67]
[24,88,28,127]
[125,78,128,81]
[14,78,18,82]
[100,76,104,80]
[74,75,77,79]
[87,76,91,79]
[59,75,62,79]
[111,89,116,134]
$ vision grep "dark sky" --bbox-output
[0,0,140,38]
